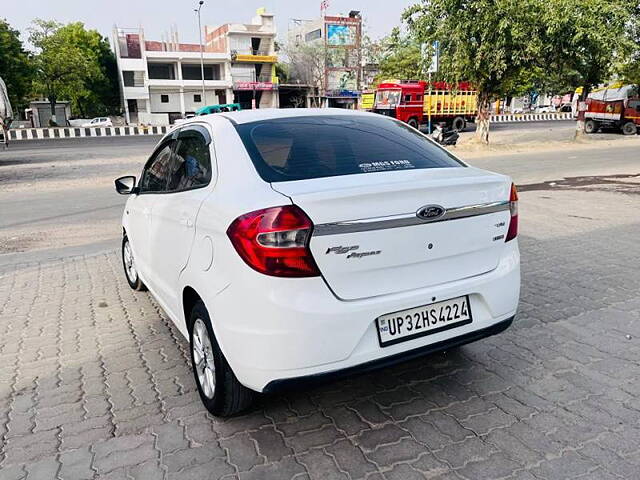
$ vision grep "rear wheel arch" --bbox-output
[183,286,202,332]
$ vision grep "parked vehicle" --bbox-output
[115,109,520,416]
[82,117,113,128]
[0,76,12,148]
[371,80,477,131]
[431,124,459,146]
[196,103,242,115]
[534,105,555,113]
[583,84,640,135]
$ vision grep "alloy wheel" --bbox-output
[123,241,138,283]
[192,318,216,399]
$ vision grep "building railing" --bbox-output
[231,48,273,56]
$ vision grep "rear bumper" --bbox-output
[208,241,520,392]
[263,316,514,393]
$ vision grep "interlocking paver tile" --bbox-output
[1,188,640,479]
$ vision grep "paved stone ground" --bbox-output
[1,185,639,479]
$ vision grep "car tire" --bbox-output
[451,116,466,132]
[622,121,637,136]
[122,236,147,291]
[584,119,598,134]
[189,300,254,417]
[407,118,419,129]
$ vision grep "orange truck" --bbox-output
[583,84,640,135]
[368,80,477,131]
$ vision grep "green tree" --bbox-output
[403,0,545,143]
[0,19,33,115]
[538,0,635,136]
[30,19,91,125]
[616,3,640,85]
[53,22,120,117]
[29,19,120,124]
[374,28,422,84]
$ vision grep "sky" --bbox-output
[3,0,415,48]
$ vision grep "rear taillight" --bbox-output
[505,183,518,242]
[226,205,320,277]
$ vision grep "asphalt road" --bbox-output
[0,124,638,268]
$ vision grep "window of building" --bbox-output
[181,64,221,81]
[161,95,169,103]
[123,71,135,87]
[194,94,202,103]
[305,29,322,42]
[148,63,176,80]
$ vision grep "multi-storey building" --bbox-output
[113,9,277,125]
[205,9,278,110]
[288,11,362,109]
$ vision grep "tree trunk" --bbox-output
[574,85,590,140]
[49,95,57,127]
[475,93,491,144]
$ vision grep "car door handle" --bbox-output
[181,217,194,228]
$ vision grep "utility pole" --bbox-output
[195,0,206,104]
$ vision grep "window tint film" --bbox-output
[235,115,463,182]
[139,142,175,192]
[167,131,212,192]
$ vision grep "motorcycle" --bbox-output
[431,124,459,146]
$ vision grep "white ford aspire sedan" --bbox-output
[115,109,520,416]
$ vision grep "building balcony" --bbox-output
[231,49,277,63]
[144,50,229,61]
[147,78,232,89]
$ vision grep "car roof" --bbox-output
[204,108,372,125]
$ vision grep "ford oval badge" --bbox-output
[417,205,446,221]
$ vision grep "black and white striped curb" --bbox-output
[8,125,169,141]
[6,112,574,141]
[490,112,573,122]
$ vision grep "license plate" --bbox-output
[376,296,472,347]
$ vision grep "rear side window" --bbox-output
[234,115,463,182]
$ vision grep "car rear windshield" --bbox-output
[234,115,464,182]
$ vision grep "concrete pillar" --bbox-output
[179,88,186,116]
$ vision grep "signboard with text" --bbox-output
[234,82,277,91]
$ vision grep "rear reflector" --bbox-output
[227,205,321,277]
[505,183,518,242]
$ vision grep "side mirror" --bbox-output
[115,176,137,195]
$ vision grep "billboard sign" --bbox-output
[327,24,357,46]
